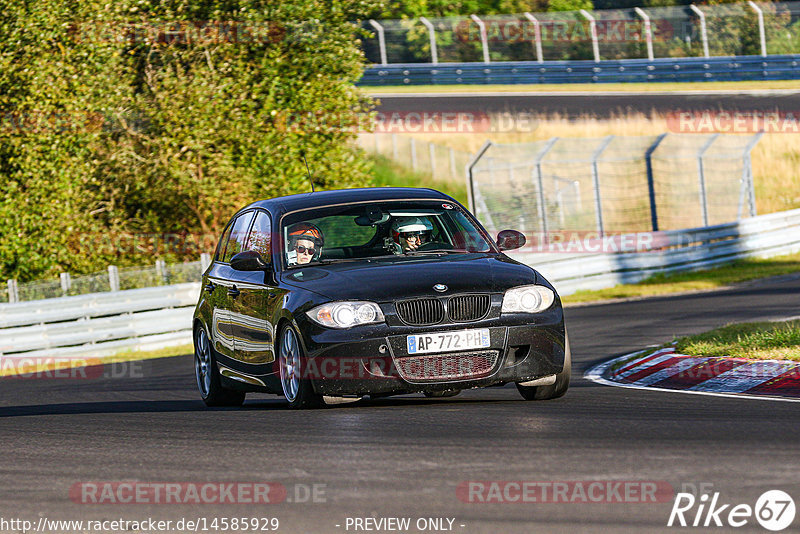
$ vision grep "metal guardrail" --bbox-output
[0,283,200,360]
[360,55,800,85]
[361,2,800,70]
[509,208,800,296]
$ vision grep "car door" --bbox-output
[229,209,282,368]
[209,211,255,360]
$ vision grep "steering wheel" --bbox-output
[416,241,454,252]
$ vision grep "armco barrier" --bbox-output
[359,55,800,85]
[0,283,199,362]
[509,208,800,296]
[2,209,799,361]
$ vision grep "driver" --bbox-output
[287,222,324,265]
[389,216,433,254]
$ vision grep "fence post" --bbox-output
[523,13,544,63]
[470,15,491,63]
[410,138,418,171]
[392,133,399,160]
[696,134,719,227]
[419,17,438,65]
[579,10,600,62]
[591,136,615,236]
[449,147,457,178]
[200,252,211,272]
[739,132,764,218]
[746,1,767,57]
[634,7,655,61]
[429,142,436,176]
[60,272,71,296]
[368,19,388,65]
[156,259,168,285]
[645,133,668,231]
[7,279,18,303]
[465,140,494,217]
[108,265,120,292]
[531,137,559,241]
[689,5,710,58]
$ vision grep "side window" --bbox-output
[215,222,234,262]
[222,212,254,263]
[246,211,271,258]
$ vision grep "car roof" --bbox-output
[241,187,455,217]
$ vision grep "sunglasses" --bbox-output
[295,245,316,255]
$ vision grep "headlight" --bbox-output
[501,285,555,313]
[307,301,385,329]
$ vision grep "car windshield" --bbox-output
[281,200,495,267]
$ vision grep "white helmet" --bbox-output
[391,216,433,246]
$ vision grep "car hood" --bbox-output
[280,253,539,301]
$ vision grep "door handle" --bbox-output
[227,286,240,298]
[204,282,216,293]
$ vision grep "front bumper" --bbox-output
[299,307,566,396]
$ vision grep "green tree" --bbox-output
[0,0,380,281]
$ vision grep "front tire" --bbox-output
[194,326,246,407]
[516,331,571,401]
[278,324,324,409]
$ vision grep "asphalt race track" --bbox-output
[371,90,800,119]
[2,275,799,533]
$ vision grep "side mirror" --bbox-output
[230,250,270,271]
[496,229,526,251]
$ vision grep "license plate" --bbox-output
[407,328,491,354]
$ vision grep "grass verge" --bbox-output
[0,344,193,377]
[364,80,800,94]
[675,320,800,361]
[561,251,800,304]
[368,153,468,206]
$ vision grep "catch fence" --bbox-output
[467,133,762,235]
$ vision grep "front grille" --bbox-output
[396,298,444,326]
[394,350,499,382]
[448,294,491,322]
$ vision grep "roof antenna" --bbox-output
[300,150,315,193]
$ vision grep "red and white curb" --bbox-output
[585,347,800,403]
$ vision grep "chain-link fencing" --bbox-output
[467,134,762,236]
[3,257,209,304]
[358,134,474,181]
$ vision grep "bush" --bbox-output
[0,0,379,282]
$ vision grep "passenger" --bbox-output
[287,222,324,265]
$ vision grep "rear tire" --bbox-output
[516,331,571,401]
[278,324,325,409]
[194,326,246,407]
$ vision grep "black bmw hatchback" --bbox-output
[193,187,570,408]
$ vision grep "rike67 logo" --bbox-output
[668,490,795,531]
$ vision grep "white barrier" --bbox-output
[510,208,800,296]
[0,283,200,360]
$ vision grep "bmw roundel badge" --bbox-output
[433,284,448,292]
